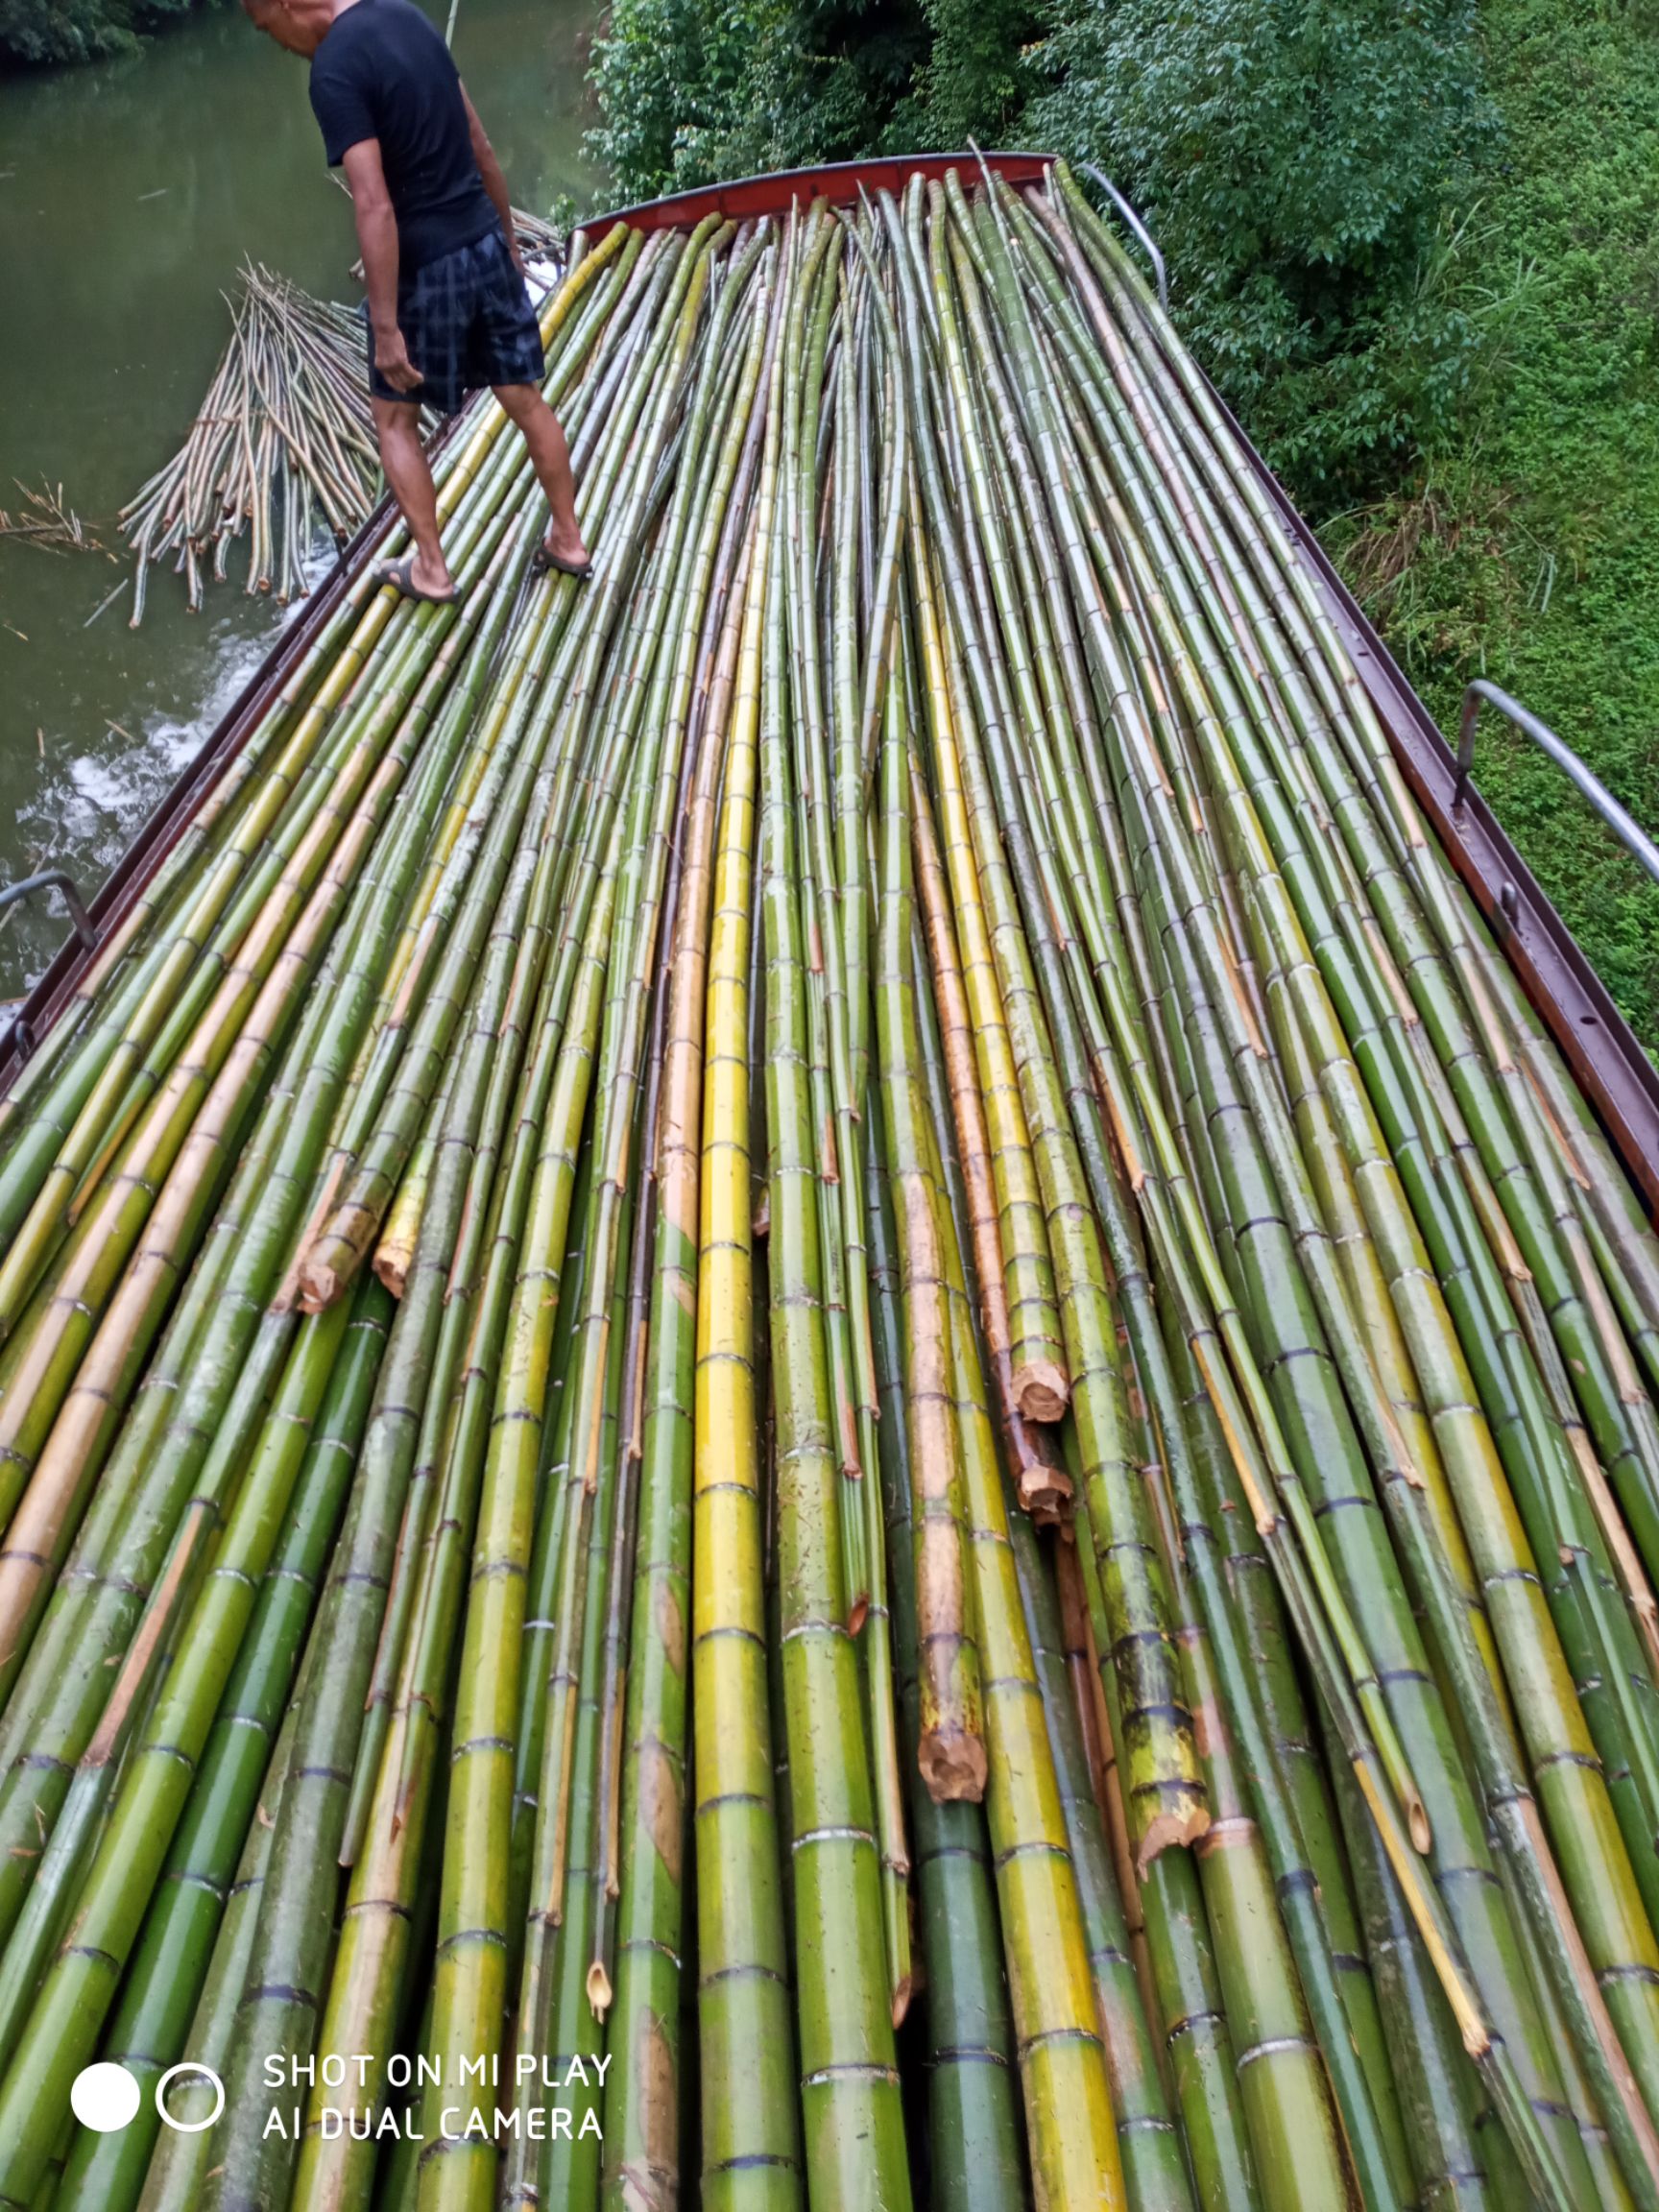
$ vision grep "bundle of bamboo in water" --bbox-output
[117,260,422,625]
[4,161,1659,2212]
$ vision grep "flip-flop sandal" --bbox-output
[531,544,594,583]
[373,554,459,606]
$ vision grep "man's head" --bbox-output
[241,0,336,57]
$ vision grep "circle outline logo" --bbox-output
[155,2061,226,2133]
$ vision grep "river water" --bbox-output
[0,0,601,998]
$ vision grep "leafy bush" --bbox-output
[910,0,1040,149]
[0,0,199,66]
[587,0,778,197]
[589,0,932,196]
[1029,0,1495,500]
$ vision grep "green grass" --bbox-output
[1320,0,1659,1051]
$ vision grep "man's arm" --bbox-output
[341,137,421,394]
[461,84,522,272]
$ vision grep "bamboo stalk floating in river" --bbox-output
[3,159,1659,2212]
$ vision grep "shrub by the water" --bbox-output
[588,0,934,194]
[0,0,199,65]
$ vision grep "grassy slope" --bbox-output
[1322,0,1659,1049]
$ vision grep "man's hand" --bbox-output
[373,325,423,395]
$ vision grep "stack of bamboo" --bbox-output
[2,162,1659,2212]
[118,260,426,624]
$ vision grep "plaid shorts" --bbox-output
[368,227,544,416]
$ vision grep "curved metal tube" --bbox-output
[1077,162,1169,312]
[0,869,99,952]
[0,872,99,1065]
[1455,679,1659,889]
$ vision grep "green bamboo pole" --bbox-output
[509,1172,634,2212]
[600,378,768,2205]
[686,230,802,2212]
[759,216,911,2202]
[127,1677,302,2212]
[873,600,986,1806]
[866,1109,1030,2212]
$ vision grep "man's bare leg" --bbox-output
[493,382,589,568]
[371,396,453,597]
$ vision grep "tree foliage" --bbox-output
[1,0,198,66]
[910,0,1040,150]
[1029,0,1494,494]
[588,0,932,195]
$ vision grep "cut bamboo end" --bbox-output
[296,1255,351,1313]
[1013,1421,1072,1516]
[1012,1358,1070,1424]
[1017,1462,1072,1524]
[1133,1803,1211,1879]
[998,1357,1073,1521]
[918,1725,989,1804]
[372,1237,414,1299]
[586,1960,613,2020]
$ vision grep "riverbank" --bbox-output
[1320,0,1659,1047]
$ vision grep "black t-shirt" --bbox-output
[309,0,498,274]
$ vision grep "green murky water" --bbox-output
[0,0,601,998]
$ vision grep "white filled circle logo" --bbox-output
[69,2063,141,2133]
[69,2060,225,2133]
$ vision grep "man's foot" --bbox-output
[374,552,459,606]
[534,527,592,582]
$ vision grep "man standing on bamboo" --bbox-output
[243,0,590,604]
